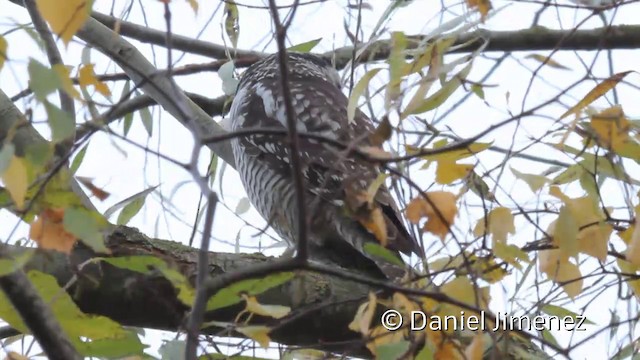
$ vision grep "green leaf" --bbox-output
[70,144,89,174]
[27,59,60,100]
[402,62,472,116]
[105,185,158,220]
[102,256,194,306]
[224,0,240,48]
[288,38,322,53]
[0,250,34,277]
[207,272,294,311]
[552,164,583,185]
[541,304,594,325]
[235,197,251,215]
[140,106,153,136]
[511,167,548,193]
[0,270,142,357]
[347,68,382,124]
[24,142,52,168]
[63,207,108,252]
[363,243,404,267]
[75,331,146,358]
[44,100,75,142]
[160,339,186,360]
[219,61,239,96]
[376,340,410,360]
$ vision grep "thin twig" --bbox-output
[185,193,219,359]
[267,0,308,261]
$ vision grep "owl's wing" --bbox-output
[237,77,421,264]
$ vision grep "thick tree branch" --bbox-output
[87,10,640,67]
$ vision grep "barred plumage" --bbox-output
[229,52,421,279]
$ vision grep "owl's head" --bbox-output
[238,52,342,90]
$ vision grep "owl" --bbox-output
[228,52,421,280]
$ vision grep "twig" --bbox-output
[267,0,308,261]
[185,193,219,359]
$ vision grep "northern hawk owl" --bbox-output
[229,52,420,279]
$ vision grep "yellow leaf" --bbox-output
[539,249,583,298]
[440,277,490,317]
[29,208,76,253]
[349,293,377,335]
[435,161,473,185]
[473,206,515,244]
[525,54,570,70]
[1,156,28,209]
[466,0,492,20]
[554,206,579,258]
[435,339,465,360]
[0,35,7,71]
[555,261,583,299]
[236,325,271,348]
[186,0,198,13]
[617,258,640,299]
[560,71,632,119]
[35,0,91,45]
[366,325,407,356]
[348,68,382,124]
[538,247,562,275]
[79,64,111,97]
[590,105,630,151]
[406,191,457,241]
[618,226,635,245]
[626,216,640,267]
[577,222,612,262]
[359,207,387,246]
[243,295,290,319]
[494,242,529,270]
[53,64,81,99]
[6,351,29,360]
[511,167,548,193]
[421,141,491,163]
[464,333,484,360]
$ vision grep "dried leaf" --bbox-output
[29,208,76,253]
[406,191,457,240]
[560,71,632,119]
[36,0,91,45]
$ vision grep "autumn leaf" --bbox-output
[466,0,492,20]
[436,161,473,185]
[473,206,515,244]
[0,35,7,71]
[626,216,640,267]
[236,326,271,348]
[526,54,570,70]
[589,105,630,151]
[465,333,485,360]
[223,0,239,48]
[348,293,377,335]
[406,191,458,240]
[560,71,632,119]
[511,167,549,193]
[29,208,77,253]
[1,156,29,209]
[77,176,111,201]
[35,0,92,45]
[242,295,290,319]
[79,64,112,97]
[358,207,388,246]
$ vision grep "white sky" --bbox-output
[2,0,640,358]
